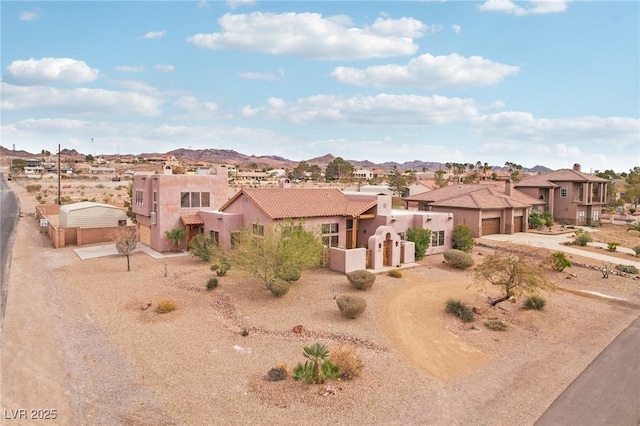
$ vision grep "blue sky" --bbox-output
[2,1,639,172]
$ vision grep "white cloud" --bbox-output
[452,24,461,34]
[1,82,162,116]
[331,53,519,88]
[479,0,569,16]
[226,0,256,9]
[197,0,209,9]
[6,58,99,85]
[155,64,175,73]
[173,95,232,120]
[20,9,41,22]
[187,12,423,60]
[242,94,479,125]
[238,70,283,81]
[142,30,166,40]
[115,65,145,73]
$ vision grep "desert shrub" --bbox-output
[266,365,289,382]
[211,260,231,277]
[95,184,105,189]
[329,345,364,380]
[293,343,340,384]
[574,232,593,246]
[452,224,475,252]
[606,242,619,252]
[529,211,544,229]
[156,300,176,314]
[406,227,431,260]
[346,270,375,290]
[632,246,640,257]
[387,269,402,278]
[445,299,475,323]
[277,267,301,283]
[207,278,218,290]
[26,184,41,192]
[268,279,290,297]
[550,251,571,271]
[542,211,554,227]
[484,320,507,331]
[336,295,367,319]
[615,264,638,274]
[523,295,546,310]
[443,249,474,269]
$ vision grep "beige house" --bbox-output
[515,164,608,225]
[402,181,545,237]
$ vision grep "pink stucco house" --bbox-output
[515,164,608,225]
[132,167,228,252]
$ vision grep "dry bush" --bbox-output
[156,300,176,314]
[443,249,474,269]
[346,270,375,290]
[329,345,363,380]
[336,295,367,319]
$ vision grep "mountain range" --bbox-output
[0,146,552,174]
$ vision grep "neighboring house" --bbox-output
[60,202,127,228]
[359,185,395,196]
[402,181,545,237]
[132,167,229,252]
[353,169,374,179]
[515,164,608,225]
[199,186,454,273]
[405,180,435,197]
[89,166,116,174]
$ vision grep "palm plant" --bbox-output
[293,342,339,384]
[627,222,640,233]
[165,228,185,252]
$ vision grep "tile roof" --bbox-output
[403,184,543,209]
[181,214,204,225]
[221,188,378,220]
[517,169,608,187]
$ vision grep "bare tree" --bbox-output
[113,226,138,271]
[474,247,555,306]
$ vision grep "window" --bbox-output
[201,192,210,207]
[431,230,445,247]
[135,190,143,206]
[210,230,219,245]
[252,223,264,236]
[578,210,586,221]
[593,210,599,221]
[560,187,568,198]
[321,223,339,247]
[181,192,190,208]
[152,191,157,213]
[118,219,127,226]
[191,192,200,208]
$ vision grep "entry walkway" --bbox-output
[480,231,640,269]
[74,243,188,260]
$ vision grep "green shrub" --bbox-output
[632,246,640,257]
[329,345,364,380]
[156,300,176,314]
[445,299,475,323]
[529,211,544,229]
[277,267,301,283]
[26,184,41,193]
[542,211,554,227]
[550,252,571,271]
[336,295,367,319]
[211,260,231,277]
[387,269,402,278]
[292,343,340,384]
[207,278,218,290]
[574,232,593,246]
[615,264,638,274]
[268,279,290,297]
[443,249,474,269]
[346,270,375,290]
[523,295,546,310]
[407,227,432,260]
[484,320,507,331]
[606,242,619,252]
[266,365,289,382]
[452,225,475,252]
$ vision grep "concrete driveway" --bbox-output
[480,231,640,269]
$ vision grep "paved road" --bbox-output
[0,173,19,334]
[536,315,640,426]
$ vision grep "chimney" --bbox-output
[573,163,581,172]
[505,179,512,196]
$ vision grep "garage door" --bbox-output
[138,224,151,246]
[481,217,500,236]
[514,216,523,233]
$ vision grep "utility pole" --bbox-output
[57,144,61,205]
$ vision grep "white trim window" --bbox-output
[431,230,445,247]
[560,187,568,198]
[322,223,339,247]
[593,210,599,221]
[135,190,143,206]
[578,210,586,221]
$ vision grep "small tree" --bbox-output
[189,233,217,262]
[550,251,571,271]
[113,226,138,272]
[474,248,555,306]
[165,228,185,252]
[225,222,323,293]
[452,224,474,252]
[406,227,431,260]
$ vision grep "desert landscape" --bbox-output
[2,176,640,425]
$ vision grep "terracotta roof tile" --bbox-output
[403,184,543,209]
[222,188,378,220]
[181,214,204,225]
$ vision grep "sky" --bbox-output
[1,0,639,172]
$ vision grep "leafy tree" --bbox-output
[596,170,621,210]
[325,157,354,181]
[124,182,136,222]
[623,167,640,209]
[189,233,218,262]
[452,224,474,252]
[224,222,323,292]
[505,161,523,181]
[434,170,448,188]
[387,166,408,196]
[474,249,555,306]
[165,228,185,252]
[113,226,138,271]
[406,227,431,260]
[85,154,95,163]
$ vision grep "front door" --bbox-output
[383,239,392,266]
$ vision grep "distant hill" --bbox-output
[0,145,552,173]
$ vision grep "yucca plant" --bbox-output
[293,343,339,384]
